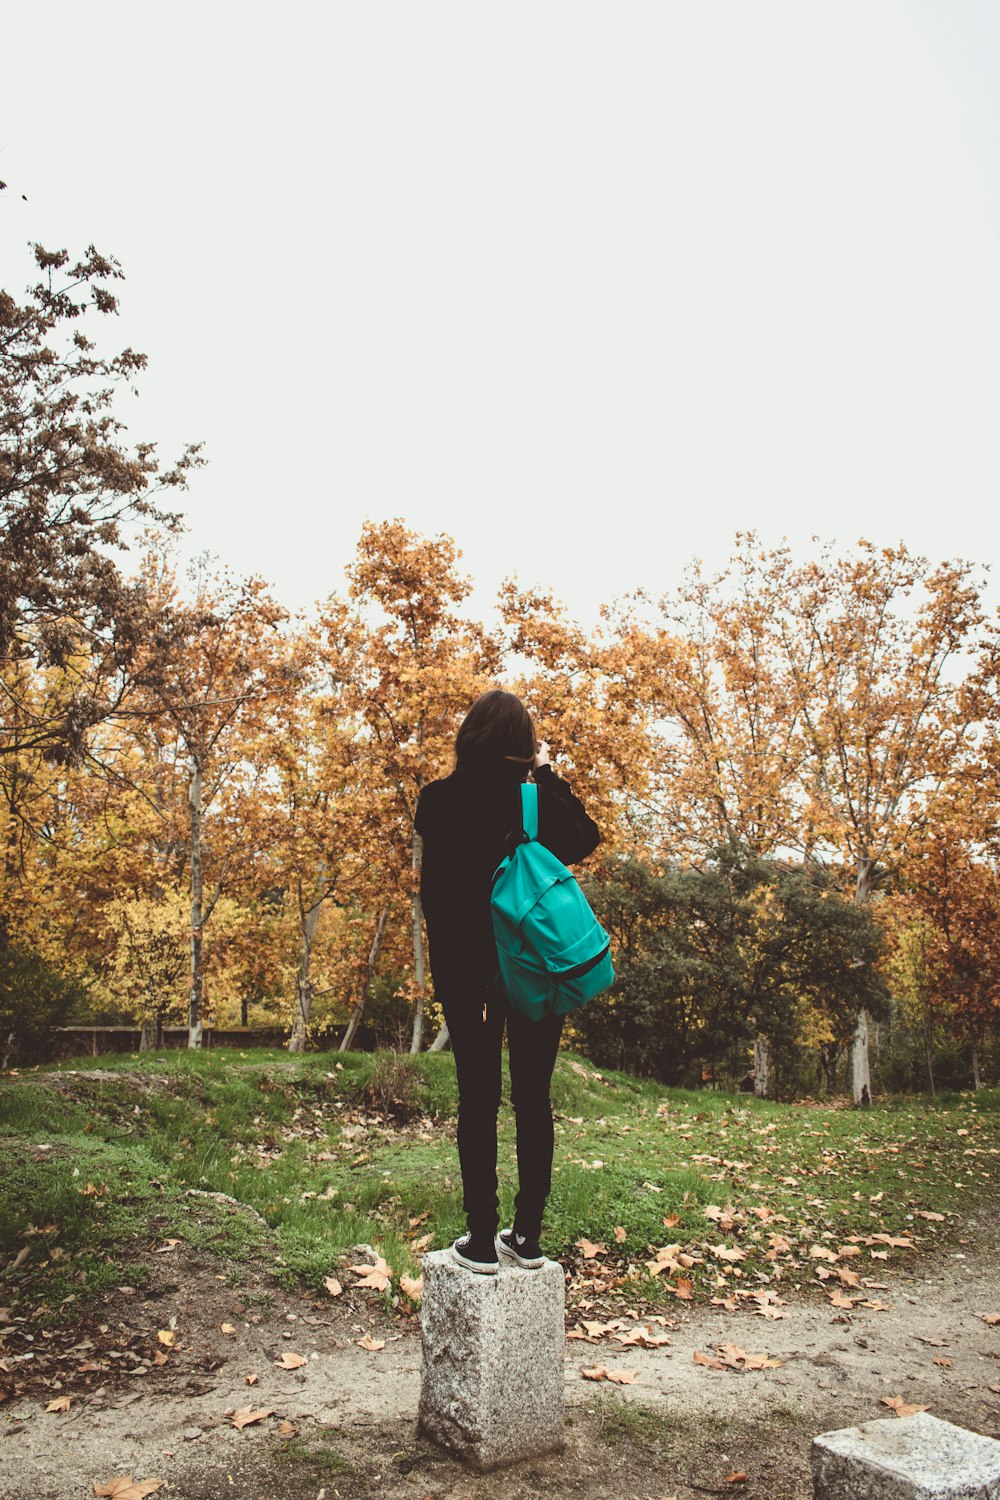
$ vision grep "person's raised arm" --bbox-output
[532,742,601,866]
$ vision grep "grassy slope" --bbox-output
[1,1047,998,1323]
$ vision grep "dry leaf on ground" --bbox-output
[348,1256,392,1291]
[274,1352,307,1370]
[230,1407,275,1430]
[45,1396,72,1412]
[156,1330,175,1348]
[323,1276,343,1297]
[881,1395,930,1418]
[358,1333,385,1351]
[400,1273,423,1299]
[92,1479,164,1499]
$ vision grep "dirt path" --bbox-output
[2,1217,999,1500]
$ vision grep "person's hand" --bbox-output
[534,739,552,770]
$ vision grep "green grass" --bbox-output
[2,1047,999,1325]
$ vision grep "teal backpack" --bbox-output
[490,781,615,1021]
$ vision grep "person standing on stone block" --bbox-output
[414,688,602,1274]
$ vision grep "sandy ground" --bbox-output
[1,1211,999,1500]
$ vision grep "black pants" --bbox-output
[442,983,564,1242]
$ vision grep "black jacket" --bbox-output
[414,755,601,1004]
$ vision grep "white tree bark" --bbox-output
[850,857,876,1104]
[188,755,204,1050]
[753,1033,773,1098]
[288,875,326,1054]
[851,1007,872,1106]
[428,1020,450,1051]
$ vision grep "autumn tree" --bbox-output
[778,539,990,1103]
[606,540,804,863]
[497,581,654,856]
[327,519,501,1053]
[892,821,1000,1089]
[126,543,303,1047]
[259,621,382,1053]
[1,241,200,766]
[100,891,188,1049]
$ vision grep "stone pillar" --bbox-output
[812,1412,1000,1499]
[417,1249,565,1471]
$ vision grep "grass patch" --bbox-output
[275,1435,353,1477]
[3,1046,999,1324]
[590,1390,677,1450]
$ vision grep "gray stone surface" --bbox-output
[417,1248,565,1471]
[812,1412,1000,1500]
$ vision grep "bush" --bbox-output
[0,923,85,1067]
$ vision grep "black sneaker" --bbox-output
[451,1232,499,1274]
[496,1227,545,1269]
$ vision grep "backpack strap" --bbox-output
[520,780,539,842]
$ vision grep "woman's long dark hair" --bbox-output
[454,689,536,771]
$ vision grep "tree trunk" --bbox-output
[339,905,389,1052]
[851,1008,872,1106]
[924,1024,936,1099]
[428,1020,451,1051]
[188,755,204,1050]
[139,1015,157,1052]
[409,825,426,1055]
[753,1033,773,1098]
[972,1040,983,1091]
[289,883,325,1054]
[850,858,876,1105]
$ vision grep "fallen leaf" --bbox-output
[614,1226,628,1242]
[827,1290,855,1310]
[245,1373,259,1385]
[230,1407,275,1430]
[881,1395,930,1418]
[712,1244,745,1263]
[92,1479,164,1499]
[220,1323,237,1336]
[46,1396,73,1412]
[581,1365,610,1381]
[605,1368,637,1384]
[575,1238,607,1259]
[724,1475,748,1485]
[278,1419,296,1436]
[981,1314,1000,1327]
[693,1349,727,1370]
[274,1352,307,1370]
[156,1330,175,1348]
[400,1273,423,1300]
[932,1357,953,1368]
[323,1276,343,1298]
[357,1334,385,1351]
[347,1255,392,1291]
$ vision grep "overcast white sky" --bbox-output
[3,1,1000,632]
